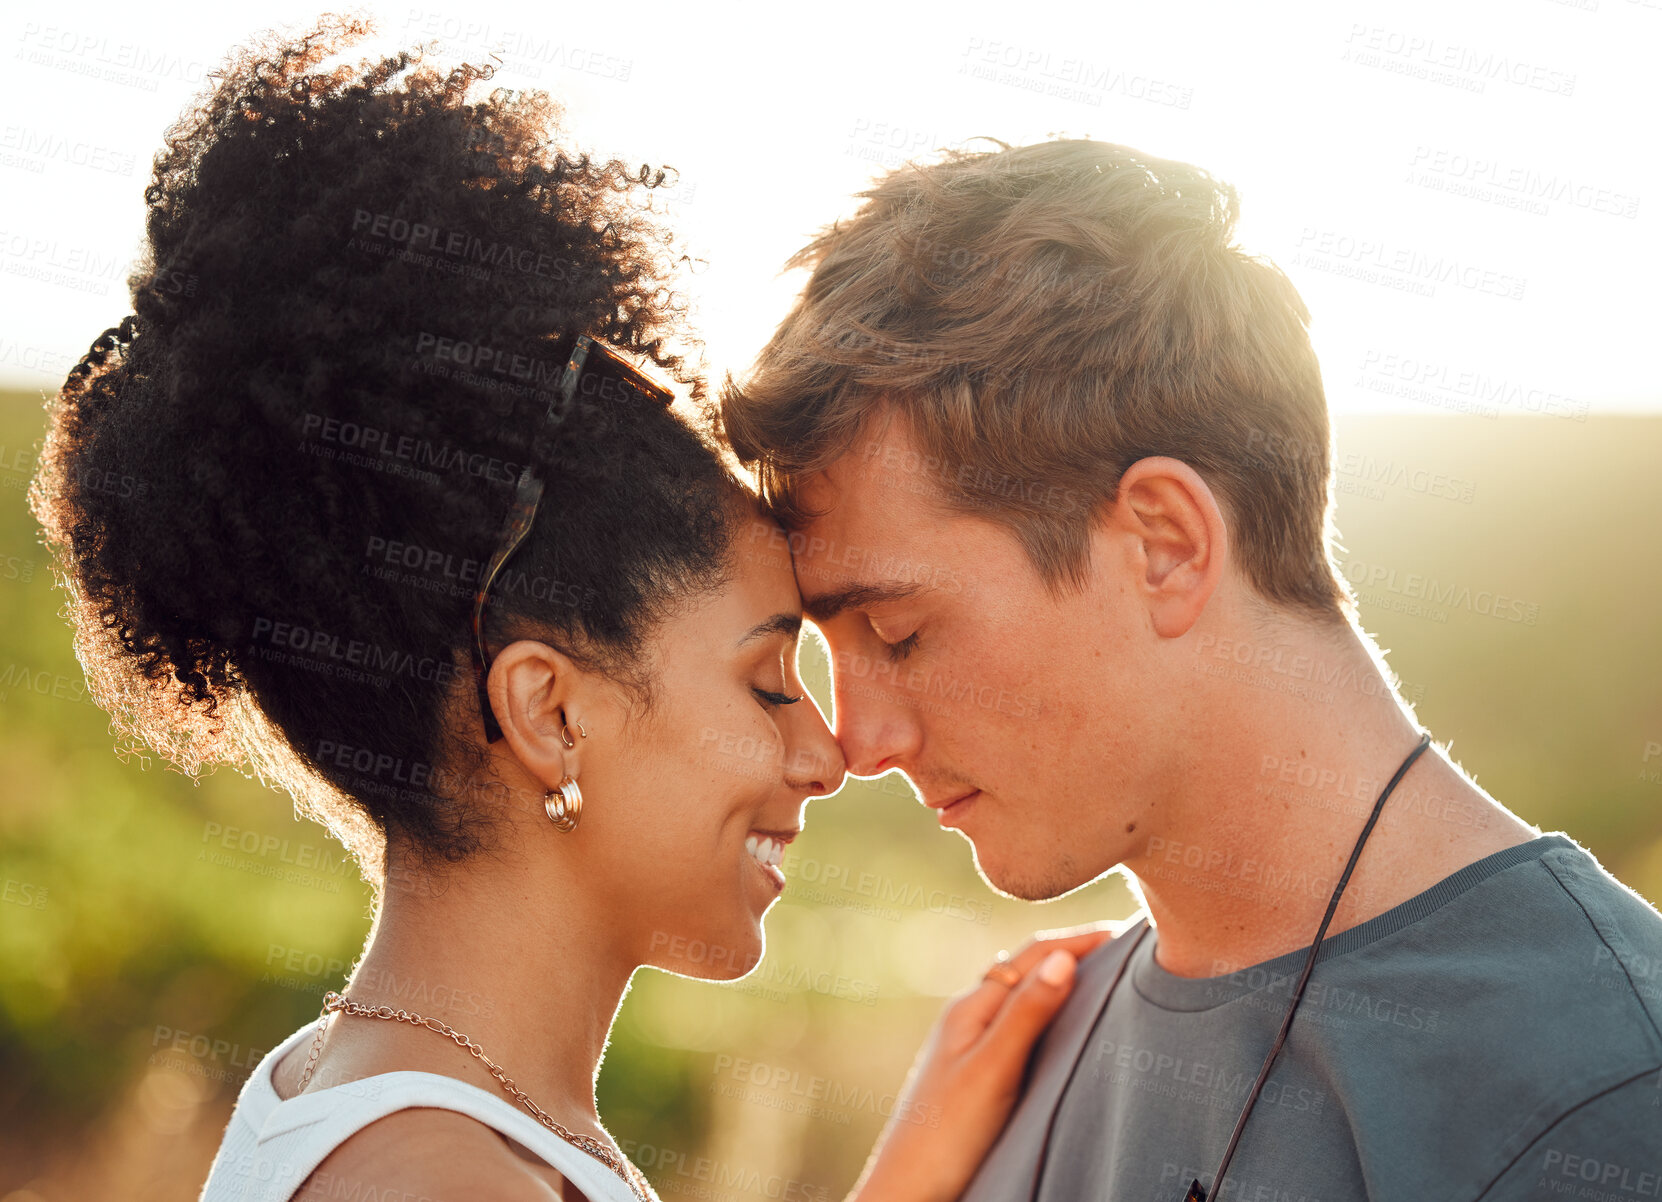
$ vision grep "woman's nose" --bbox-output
[787,697,847,798]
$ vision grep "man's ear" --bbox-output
[1105,456,1228,639]
[487,638,586,788]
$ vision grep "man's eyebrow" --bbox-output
[738,612,803,647]
[800,581,928,623]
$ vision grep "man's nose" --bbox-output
[831,677,915,779]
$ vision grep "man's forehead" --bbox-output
[776,412,962,610]
[794,430,949,531]
[781,500,956,622]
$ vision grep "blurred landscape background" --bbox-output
[1,393,1658,1201]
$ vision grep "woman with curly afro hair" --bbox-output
[27,13,1105,1202]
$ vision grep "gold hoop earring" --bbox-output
[561,720,588,749]
[544,775,583,833]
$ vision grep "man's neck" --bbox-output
[1121,619,1538,978]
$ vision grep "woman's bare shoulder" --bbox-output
[294,1106,574,1201]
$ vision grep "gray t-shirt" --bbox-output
[963,834,1662,1202]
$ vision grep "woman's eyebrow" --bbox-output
[737,612,803,647]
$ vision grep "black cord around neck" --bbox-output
[1185,731,1434,1202]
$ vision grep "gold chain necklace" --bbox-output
[297,990,654,1202]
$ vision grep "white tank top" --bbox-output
[197,1017,647,1202]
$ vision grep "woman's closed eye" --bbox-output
[753,686,804,708]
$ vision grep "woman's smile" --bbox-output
[743,826,797,892]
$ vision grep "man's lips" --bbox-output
[925,789,979,811]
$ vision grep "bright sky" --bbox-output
[2,0,1657,417]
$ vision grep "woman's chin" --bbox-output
[648,921,765,982]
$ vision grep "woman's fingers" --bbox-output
[976,948,1080,1060]
[947,924,1122,1042]
[843,922,1127,1202]
[1003,925,1120,972]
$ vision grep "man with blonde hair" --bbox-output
[721,139,1662,1199]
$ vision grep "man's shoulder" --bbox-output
[1429,833,1662,1051]
[958,920,1150,1202]
[1349,833,1662,1195]
[1471,1068,1662,1200]
[1531,835,1662,1032]
[1019,920,1147,1080]
[1372,833,1662,1059]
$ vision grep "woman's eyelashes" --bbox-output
[753,686,804,708]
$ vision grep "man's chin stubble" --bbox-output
[970,847,1090,903]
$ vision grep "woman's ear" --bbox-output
[487,638,586,787]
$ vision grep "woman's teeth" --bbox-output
[745,834,785,872]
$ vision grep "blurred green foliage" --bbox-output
[1,392,1658,1200]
